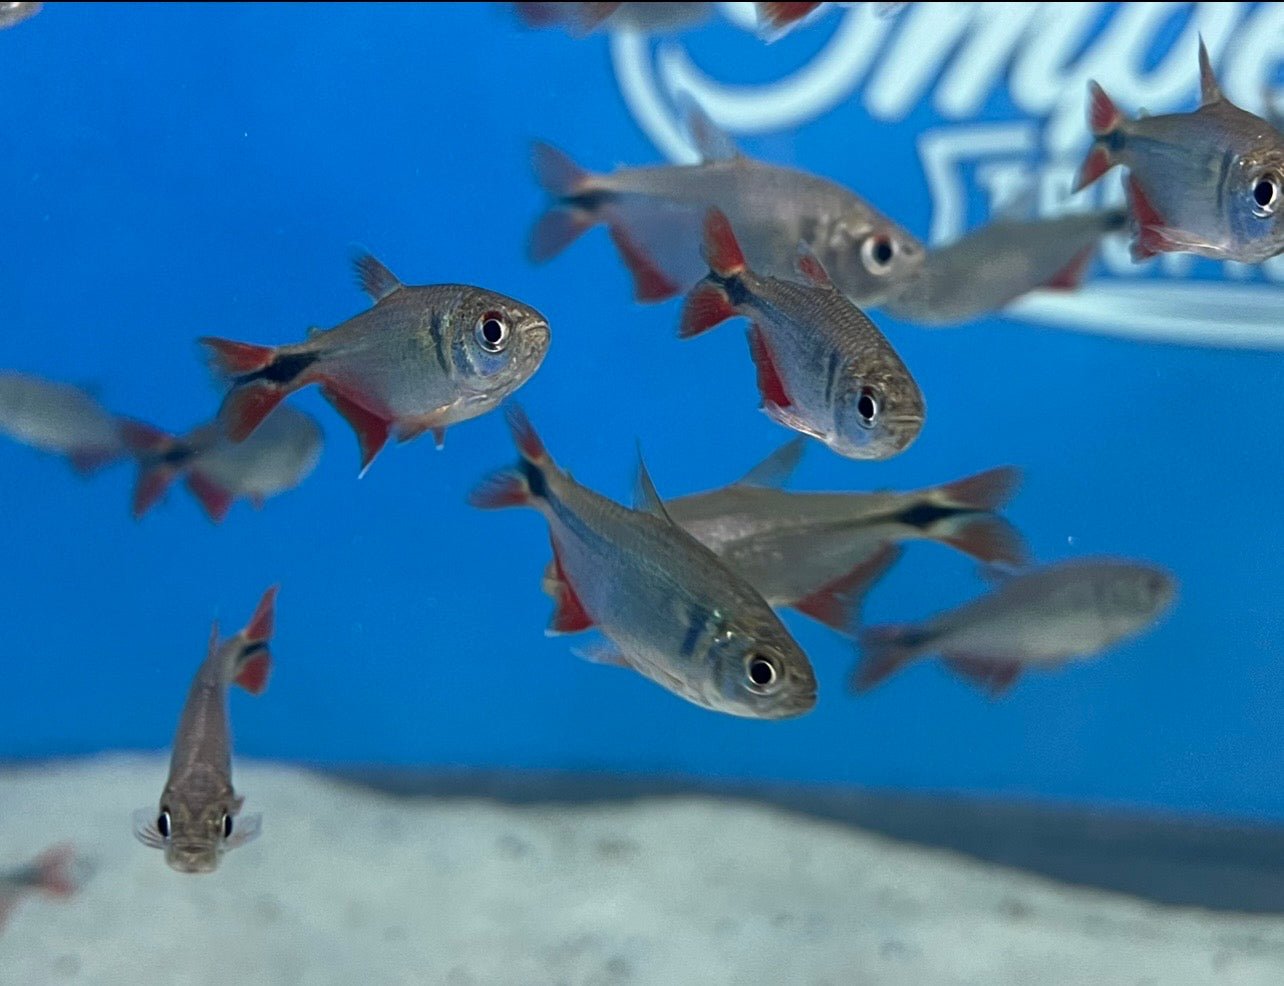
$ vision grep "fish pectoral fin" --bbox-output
[131,807,166,849]
[761,402,823,443]
[394,409,452,447]
[225,812,262,849]
[572,640,631,669]
[736,436,807,488]
[941,653,1022,697]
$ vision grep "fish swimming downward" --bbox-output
[120,405,323,522]
[853,559,1176,697]
[681,208,924,459]
[530,106,924,307]
[133,587,278,873]
[0,844,87,933]
[880,208,1127,326]
[470,406,817,719]
[1075,39,1284,263]
[0,372,125,474]
[201,254,550,474]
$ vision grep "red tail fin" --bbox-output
[937,466,1021,512]
[232,586,277,696]
[756,2,821,29]
[851,624,917,693]
[793,544,902,636]
[1086,81,1121,135]
[679,282,738,339]
[200,337,276,376]
[504,404,547,464]
[468,471,532,510]
[220,383,286,444]
[185,470,235,523]
[118,419,173,455]
[32,844,79,898]
[941,515,1029,567]
[245,585,278,644]
[702,208,746,278]
[132,465,178,520]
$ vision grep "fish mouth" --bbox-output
[165,845,220,874]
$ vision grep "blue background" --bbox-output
[1,3,1282,821]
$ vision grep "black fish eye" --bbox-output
[157,808,172,839]
[1253,174,1280,217]
[861,234,895,274]
[476,311,509,353]
[222,813,233,839]
[745,653,780,693]
[856,386,879,426]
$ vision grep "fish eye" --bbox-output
[744,652,782,694]
[157,808,172,840]
[856,386,879,428]
[475,311,509,353]
[1252,174,1280,218]
[860,234,896,275]
[222,813,233,839]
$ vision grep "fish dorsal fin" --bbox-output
[206,621,221,658]
[632,450,675,523]
[306,325,324,339]
[993,180,1038,222]
[353,253,404,303]
[1197,37,1223,105]
[793,241,834,288]
[737,437,807,488]
[677,93,742,163]
[977,563,1019,586]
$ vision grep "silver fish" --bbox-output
[1075,40,1284,263]
[0,2,40,29]
[669,441,1024,628]
[201,253,550,474]
[681,208,923,459]
[881,209,1126,326]
[120,405,323,522]
[853,559,1177,697]
[529,108,924,308]
[0,372,125,473]
[0,844,86,933]
[470,407,817,719]
[513,1,712,36]
[133,588,277,874]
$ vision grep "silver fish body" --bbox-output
[133,589,276,874]
[855,559,1176,695]
[514,1,712,36]
[880,209,1126,326]
[471,409,817,719]
[1076,42,1284,263]
[0,372,124,471]
[0,2,40,29]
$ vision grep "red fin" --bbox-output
[246,585,278,643]
[504,403,547,463]
[118,419,171,455]
[942,654,1021,697]
[68,446,120,476]
[793,544,902,636]
[221,384,286,443]
[531,141,591,198]
[547,540,594,634]
[607,223,680,303]
[941,516,1029,567]
[701,208,746,278]
[794,244,832,287]
[233,652,270,696]
[132,465,178,519]
[185,470,235,523]
[1073,146,1112,192]
[756,1,821,28]
[200,337,276,376]
[1044,245,1095,291]
[747,324,793,409]
[468,470,531,510]
[1125,174,1171,260]
[529,207,593,263]
[32,844,78,898]
[1086,81,1121,136]
[679,281,737,339]
[937,466,1021,512]
[851,625,917,693]
[319,384,390,475]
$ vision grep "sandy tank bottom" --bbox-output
[1,756,1282,985]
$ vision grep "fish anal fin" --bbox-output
[353,253,403,303]
[793,544,903,636]
[607,223,680,303]
[185,471,235,523]
[319,381,392,476]
[737,436,807,488]
[747,324,793,409]
[573,640,630,668]
[69,446,120,476]
[942,654,1022,697]
[1124,174,1176,261]
[1043,245,1095,291]
[546,541,594,635]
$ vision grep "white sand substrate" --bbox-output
[1,756,1283,985]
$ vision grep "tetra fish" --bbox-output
[0,372,125,474]
[0,844,86,933]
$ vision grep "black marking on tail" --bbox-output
[896,502,963,530]
[562,189,613,211]
[711,271,751,306]
[240,640,269,660]
[237,351,318,386]
[518,457,547,499]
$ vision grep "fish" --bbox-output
[469,406,817,719]
[120,405,323,522]
[0,844,86,933]
[852,559,1177,697]
[880,208,1127,326]
[513,2,822,39]
[200,253,550,475]
[0,2,41,29]
[1075,39,1284,264]
[680,208,924,459]
[0,372,125,474]
[529,106,925,307]
[133,587,278,874]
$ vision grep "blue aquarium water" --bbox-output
[2,0,1284,832]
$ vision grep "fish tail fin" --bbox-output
[942,654,1022,698]
[185,470,235,523]
[200,337,278,377]
[131,464,179,520]
[532,140,593,200]
[468,404,552,510]
[199,337,297,442]
[922,467,1027,566]
[940,515,1029,567]
[1073,82,1122,191]
[701,207,747,279]
[755,2,821,30]
[851,624,919,693]
[529,141,600,263]
[231,585,278,696]
[118,419,183,519]
[529,207,595,263]
[32,843,79,898]
[936,466,1022,512]
[679,281,738,339]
